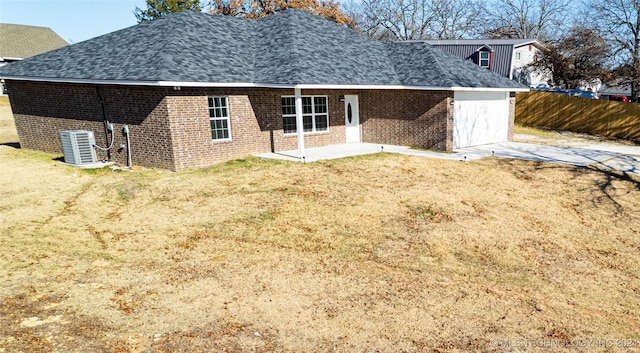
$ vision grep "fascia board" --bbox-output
[0,76,529,92]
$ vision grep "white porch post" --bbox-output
[294,86,305,159]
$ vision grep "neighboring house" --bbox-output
[0,10,527,171]
[0,23,68,94]
[421,39,549,87]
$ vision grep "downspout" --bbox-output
[123,125,132,168]
[294,86,305,160]
[95,87,112,160]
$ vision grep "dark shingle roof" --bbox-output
[0,23,68,59]
[0,10,526,91]
[254,11,400,85]
[1,14,256,82]
[386,42,523,89]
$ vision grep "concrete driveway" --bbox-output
[257,141,640,175]
[457,142,640,175]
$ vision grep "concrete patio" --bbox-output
[256,142,640,175]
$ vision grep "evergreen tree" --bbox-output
[135,0,202,23]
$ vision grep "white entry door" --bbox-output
[344,95,360,143]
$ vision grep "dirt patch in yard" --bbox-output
[1,145,639,352]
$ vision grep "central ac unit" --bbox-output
[59,130,98,165]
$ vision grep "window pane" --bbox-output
[282,96,329,134]
[302,97,312,114]
[211,118,230,140]
[281,97,295,115]
[316,115,328,131]
[479,51,490,67]
[209,97,231,140]
[314,97,327,114]
[283,116,296,134]
[303,115,313,132]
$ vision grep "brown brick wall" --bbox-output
[6,81,176,170]
[166,88,348,169]
[6,81,454,170]
[359,90,454,151]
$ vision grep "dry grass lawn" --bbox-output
[0,96,18,145]
[1,104,639,352]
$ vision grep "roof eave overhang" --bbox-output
[0,57,23,62]
[0,76,529,92]
[513,40,546,50]
[297,84,528,92]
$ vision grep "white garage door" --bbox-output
[453,91,510,149]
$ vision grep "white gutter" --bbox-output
[0,75,530,92]
[0,57,23,62]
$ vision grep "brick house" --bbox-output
[0,10,527,171]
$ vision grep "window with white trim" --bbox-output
[281,96,329,134]
[479,51,490,68]
[208,96,231,140]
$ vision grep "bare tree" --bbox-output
[587,0,640,101]
[357,0,485,40]
[430,0,486,39]
[530,26,610,88]
[360,0,435,40]
[483,0,570,39]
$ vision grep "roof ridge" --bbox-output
[0,23,55,30]
[248,17,257,84]
[426,43,457,87]
[153,15,180,79]
[282,10,300,84]
[382,42,404,85]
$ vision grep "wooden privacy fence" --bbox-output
[515,91,640,142]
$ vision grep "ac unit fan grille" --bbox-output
[59,130,98,165]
